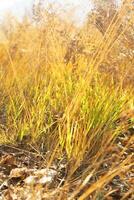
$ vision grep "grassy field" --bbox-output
[0,0,134,199]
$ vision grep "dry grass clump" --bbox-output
[0,0,134,199]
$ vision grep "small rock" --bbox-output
[34,168,57,178]
[24,175,37,185]
[24,168,57,186]
[38,176,52,185]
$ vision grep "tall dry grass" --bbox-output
[0,0,134,199]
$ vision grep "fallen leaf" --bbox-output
[0,155,16,166]
[9,167,28,180]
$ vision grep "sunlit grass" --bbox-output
[0,0,133,199]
